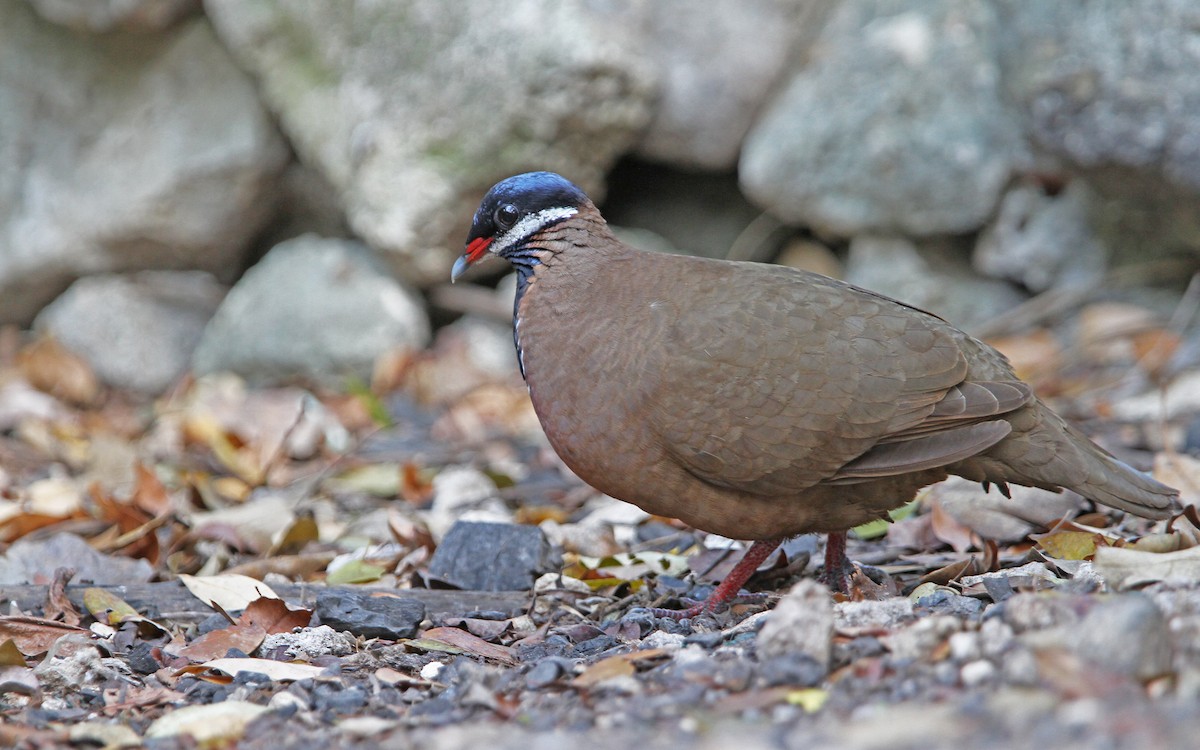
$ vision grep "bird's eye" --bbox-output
[494,203,519,230]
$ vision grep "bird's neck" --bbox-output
[509,207,631,377]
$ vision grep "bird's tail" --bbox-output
[979,402,1180,520]
[1059,422,1179,519]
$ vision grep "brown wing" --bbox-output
[643,264,1032,495]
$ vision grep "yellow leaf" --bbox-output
[326,559,386,585]
[1034,531,1107,560]
[82,588,140,626]
[0,638,27,667]
[786,688,829,713]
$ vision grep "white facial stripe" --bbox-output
[491,206,578,254]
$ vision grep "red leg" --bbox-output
[654,539,782,619]
[819,531,851,593]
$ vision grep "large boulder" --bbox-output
[619,0,831,170]
[994,0,1200,260]
[29,0,200,32]
[741,0,1028,237]
[36,271,225,394]
[204,0,656,286]
[192,235,430,386]
[0,4,287,324]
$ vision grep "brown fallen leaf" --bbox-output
[239,596,312,634]
[16,335,101,406]
[571,648,670,688]
[45,567,81,626]
[178,624,267,663]
[420,626,516,665]
[930,500,978,553]
[0,616,90,656]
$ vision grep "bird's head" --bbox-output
[452,171,589,281]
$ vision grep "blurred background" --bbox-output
[2,0,1200,562]
[4,0,1200,400]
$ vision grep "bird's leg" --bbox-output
[652,538,782,620]
[818,531,851,593]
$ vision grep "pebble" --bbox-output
[755,580,832,670]
[882,616,962,663]
[1072,593,1172,680]
[427,520,557,591]
[914,588,985,618]
[261,625,356,659]
[315,589,425,640]
[420,662,446,681]
[835,596,915,631]
[960,659,995,687]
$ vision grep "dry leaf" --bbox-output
[0,639,27,667]
[0,616,89,656]
[1033,530,1112,561]
[144,701,271,744]
[930,501,977,553]
[45,567,81,626]
[178,573,280,613]
[239,597,312,634]
[194,657,327,682]
[1094,545,1200,589]
[420,626,516,665]
[16,335,100,406]
[571,648,670,688]
[178,624,266,663]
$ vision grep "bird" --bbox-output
[452,171,1180,617]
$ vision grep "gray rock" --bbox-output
[192,235,430,386]
[994,0,1200,265]
[927,477,1084,543]
[975,182,1107,292]
[618,0,829,169]
[260,625,356,660]
[429,520,559,590]
[0,532,153,585]
[29,0,199,32]
[1072,594,1173,680]
[844,236,1025,332]
[1016,593,1174,682]
[742,0,1028,236]
[0,5,287,324]
[996,0,1200,192]
[882,615,962,662]
[755,580,832,672]
[35,271,224,393]
[1000,592,1087,634]
[204,0,654,286]
[913,588,985,619]
[428,521,557,592]
[315,589,425,641]
[834,596,915,631]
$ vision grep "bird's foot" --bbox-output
[649,591,772,621]
[819,531,852,594]
[649,539,783,620]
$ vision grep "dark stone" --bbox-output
[570,635,620,658]
[683,631,727,649]
[914,589,986,618]
[427,521,557,591]
[125,641,161,675]
[524,657,572,688]
[758,653,826,687]
[312,683,368,714]
[982,576,1014,603]
[515,635,572,662]
[315,589,425,640]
